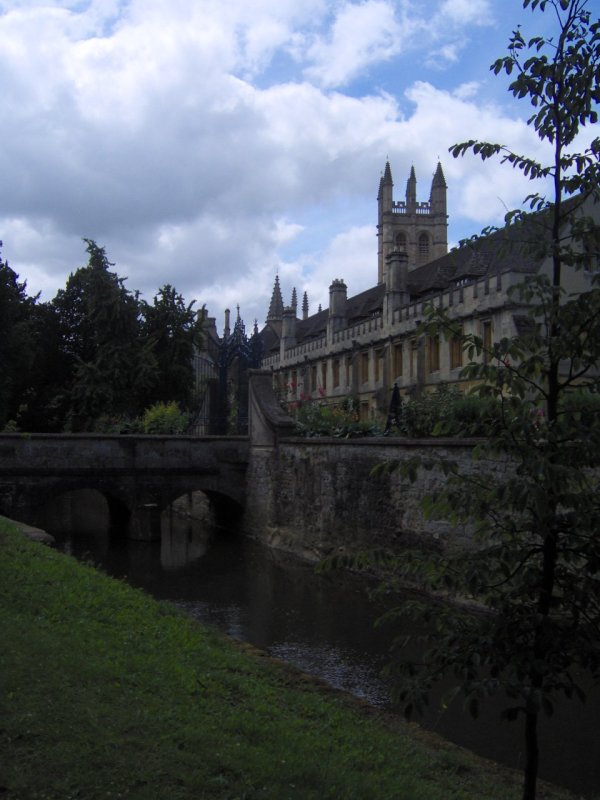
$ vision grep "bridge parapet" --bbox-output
[0,433,248,472]
[248,370,296,447]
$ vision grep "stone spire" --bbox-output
[302,291,309,320]
[430,161,448,224]
[382,160,393,186]
[378,160,393,206]
[266,274,284,323]
[406,165,416,209]
[431,161,447,189]
[291,287,298,314]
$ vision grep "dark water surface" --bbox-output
[52,508,599,798]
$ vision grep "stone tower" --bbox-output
[377,161,448,284]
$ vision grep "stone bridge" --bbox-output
[0,434,249,539]
[0,371,481,553]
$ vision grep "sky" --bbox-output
[0,0,595,331]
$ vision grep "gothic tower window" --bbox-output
[374,349,384,383]
[395,232,407,251]
[361,351,370,384]
[393,343,403,378]
[450,332,463,370]
[427,335,440,373]
[333,359,340,388]
[410,339,418,378]
[418,233,430,263]
[482,320,493,363]
[345,356,353,387]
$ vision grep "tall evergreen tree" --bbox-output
[18,301,72,432]
[0,243,41,430]
[52,239,156,429]
[141,284,204,409]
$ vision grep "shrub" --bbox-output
[290,386,507,439]
[294,396,383,438]
[557,389,600,426]
[389,385,503,438]
[397,385,461,437]
[92,415,142,434]
[140,401,190,435]
[434,393,504,436]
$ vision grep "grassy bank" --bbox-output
[0,520,574,800]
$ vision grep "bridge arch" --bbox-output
[29,483,244,548]
[157,487,243,541]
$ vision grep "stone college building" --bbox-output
[258,160,596,421]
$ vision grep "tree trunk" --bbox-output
[523,710,539,800]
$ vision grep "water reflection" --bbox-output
[160,519,211,570]
[52,506,599,798]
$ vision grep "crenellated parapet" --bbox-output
[391,200,432,215]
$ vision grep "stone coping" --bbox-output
[277,436,483,447]
[0,515,55,546]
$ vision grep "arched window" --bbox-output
[418,233,430,262]
[395,232,407,251]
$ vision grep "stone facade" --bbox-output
[259,161,598,422]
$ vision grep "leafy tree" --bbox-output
[373,3,600,799]
[0,243,39,430]
[52,239,157,429]
[141,284,204,410]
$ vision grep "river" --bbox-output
[48,493,598,798]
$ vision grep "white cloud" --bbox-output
[300,224,375,312]
[0,0,580,333]
[423,0,495,69]
[399,81,552,225]
[438,0,493,26]
[428,42,462,66]
[273,219,305,246]
[304,0,403,88]
[452,81,481,100]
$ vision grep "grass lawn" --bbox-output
[0,519,576,800]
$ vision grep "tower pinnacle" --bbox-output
[266,274,284,323]
[383,160,393,182]
[406,165,417,208]
[431,161,447,189]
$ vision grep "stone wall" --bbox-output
[245,434,491,562]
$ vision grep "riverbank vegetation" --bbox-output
[0,519,576,800]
